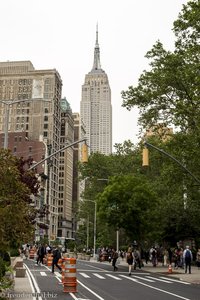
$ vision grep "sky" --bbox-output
[0,0,188,148]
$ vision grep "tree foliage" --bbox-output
[0,149,38,250]
[121,0,200,135]
[97,175,158,242]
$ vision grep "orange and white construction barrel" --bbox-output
[29,248,35,259]
[62,257,77,293]
[46,253,53,266]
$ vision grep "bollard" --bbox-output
[62,257,77,293]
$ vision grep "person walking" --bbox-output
[133,248,141,270]
[52,247,62,273]
[196,248,200,270]
[126,250,134,276]
[183,245,193,274]
[111,249,118,271]
[36,244,46,265]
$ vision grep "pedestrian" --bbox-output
[150,247,157,267]
[52,247,62,273]
[126,250,134,276]
[133,248,141,270]
[196,248,200,270]
[183,245,193,274]
[36,244,46,265]
[111,248,118,271]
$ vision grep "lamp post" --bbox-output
[82,199,97,259]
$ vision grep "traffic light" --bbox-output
[142,147,149,166]
[81,143,88,163]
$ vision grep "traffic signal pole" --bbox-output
[28,138,88,171]
[143,141,200,185]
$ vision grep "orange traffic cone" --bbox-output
[168,264,172,274]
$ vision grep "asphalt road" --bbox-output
[24,259,200,300]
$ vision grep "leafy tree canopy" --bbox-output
[0,149,38,250]
[121,0,200,135]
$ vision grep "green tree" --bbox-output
[120,0,200,246]
[97,175,158,243]
[0,149,38,250]
[121,0,200,135]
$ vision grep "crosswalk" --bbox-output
[40,270,190,286]
[78,272,190,285]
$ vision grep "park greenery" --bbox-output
[78,0,200,250]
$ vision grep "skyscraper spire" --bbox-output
[92,24,101,71]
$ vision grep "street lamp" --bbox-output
[81,199,97,259]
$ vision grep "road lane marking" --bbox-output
[133,275,154,282]
[79,272,90,278]
[93,273,105,279]
[54,271,61,277]
[40,272,47,276]
[85,263,107,271]
[159,277,191,285]
[120,275,192,300]
[24,264,43,300]
[77,280,105,300]
[146,276,173,283]
[106,274,122,280]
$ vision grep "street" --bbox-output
[19,259,200,300]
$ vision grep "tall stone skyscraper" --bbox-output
[0,61,62,241]
[80,26,112,155]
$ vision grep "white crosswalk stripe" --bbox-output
[146,276,172,283]
[79,272,90,278]
[93,273,106,279]
[106,274,122,280]
[159,276,191,285]
[133,275,154,282]
[40,272,47,276]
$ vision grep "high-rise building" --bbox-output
[80,27,112,155]
[72,112,86,236]
[0,61,62,241]
[58,97,74,239]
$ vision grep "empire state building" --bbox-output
[80,26,112,155]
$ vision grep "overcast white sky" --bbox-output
[1,0,188,147]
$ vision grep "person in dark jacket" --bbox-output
[52,247,62,273]
[126,250,134,276]
[36,244,46,265]
[111,249,118,271]
[183,245,193,274]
